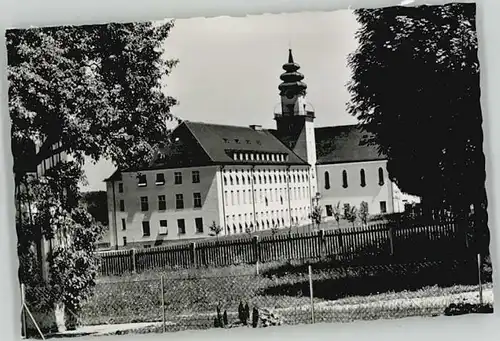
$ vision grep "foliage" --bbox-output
[343,204,358,227]
[347,3,488,251]
[8,20,179,314]
[80,191,108,226]
[208,221,223,239]
[309,205,322,229]
[358,201,369,227]
[7,20,179,176]
[19,162,104,312]
[252,307,259,328]
[332,202,342,228]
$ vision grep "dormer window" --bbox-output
[223,138,229,143]
[233,153,237,159]
[245,153,249,161]
[266,154,270,161]
[235,139,240,144]
[155,173,165,186]
[138,174,147,187]
[250,153,254,160]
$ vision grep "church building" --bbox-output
[104,49,418,249]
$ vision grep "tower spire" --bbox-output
[288,48,294,63]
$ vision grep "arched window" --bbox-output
[230,176,233,185]
[342,170,348,188]
[378,167,385,186]
[236,176,239,185]
[324,171,330,190]
[242,175,245,185]
[360,169,366,187]
[223,176,227,186]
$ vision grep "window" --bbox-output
[119,200,125,211]
[326,205,333,217]
[193,192,202,208]
[236,190,241,205]
[156,173,165,185]
[242,175,246,185]
[175,194,184,209]
[195,217,204,233]
[174,172,182,184]
[223,176,227,186]
[177,219,186,235]
[243,190,247,204]
[378,167,385,186]
[230,176,234,185]
[224,191,228,205]
[236,176,239,185]
[159,220,168,235]
[342,170,348,188]
[360,169,366,187]
[380,201,387,214]
[158,195,166,210]
[121,218,126,230]
[140,196,149,211]
[142,221,151,236]
[231,191,234,205]
[324,171,330,190]
[123,237,127,246]
[192,171,200,183]
[118,183,124,193]
[138,174,147,187]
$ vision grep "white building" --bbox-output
[104,49,419,249]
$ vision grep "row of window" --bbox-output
[121,171,201,191]
[224,206,309,234]
[223,172,307,187]
[224,186,309,207]
[230,151,289,163]
[121,217,205,245]
[324,201,387,216]
[324,167,385,190]
[118,193,202,212]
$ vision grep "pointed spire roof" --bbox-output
[278,49,307,96]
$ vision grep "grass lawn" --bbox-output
[78,256,489,332]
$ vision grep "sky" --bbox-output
[81,9,360,192]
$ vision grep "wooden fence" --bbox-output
[97,221,467,276]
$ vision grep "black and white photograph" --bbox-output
[6,2,493,339]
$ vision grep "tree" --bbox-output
[358,201,369,227]
[332,202,342,228]
[309,205,322,230]
[7,20,179,329]
[347,3,488,252]
[208,221,223,240]
[344,204,358,228]
[80,191,109,226]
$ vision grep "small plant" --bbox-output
[344,204,358,227]
[358,201,369,227]
[209,221,223,240]
[333,202,342,228]
[244,303,250,325]
[214,305,223,328]
[223,310,228,326]
[252,307,259,328]
[271,224,279,236]
[238,301,245,324]
[309,205,322,230]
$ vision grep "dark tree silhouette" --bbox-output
[348,3,488,253]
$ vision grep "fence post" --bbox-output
[336,228,344,258]
[252,236,260,275]
[388,225,394,256]
[308,265,315,324]
[131,249,137,273]
[190,242,197,267]
[318,229,325,260]
[21,283,27,338]
[477,253,483,305]
[160,276,166,333]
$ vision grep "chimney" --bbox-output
[249,125,262,131]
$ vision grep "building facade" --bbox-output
[104,49,419,249]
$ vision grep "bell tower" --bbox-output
[274,49,317,198]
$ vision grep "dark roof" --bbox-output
[183,121,307,165]
[315,124,386,165]
[104,121,309,181]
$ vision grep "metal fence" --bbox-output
[22,255,490,338]
[98,221,465,276]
